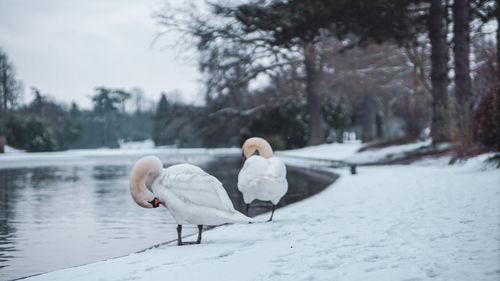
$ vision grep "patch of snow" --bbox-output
[118,139,155,149]
[279,140,362,160]
[279,139,437,165]
[3,145,25,153]
[25,152,500,281]
[345,139,433,164]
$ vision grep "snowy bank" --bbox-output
[3,144,24,153]
[279,139,439,165]
[25,146,500,281]
[0,147,240,169]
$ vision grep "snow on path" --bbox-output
[27,154,500,281]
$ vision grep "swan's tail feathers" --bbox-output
[227,210,255,224]
[129,156,163,209]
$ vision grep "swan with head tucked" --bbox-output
[130,156,252,245]
[238,137,288,221]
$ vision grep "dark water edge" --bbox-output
[0,156,338,280]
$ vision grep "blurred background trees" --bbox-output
[0,0,499,153]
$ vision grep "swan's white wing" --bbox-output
[237,156,268,192]
[158,163,235,212]
[266,157,287,180]
[238,156,286,187]
[238,156,288,204]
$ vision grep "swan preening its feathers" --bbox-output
[238,137,288,221]
[129,156,252,246]
[129,156,163,209]
[129,137,286,246]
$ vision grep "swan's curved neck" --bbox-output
[243,137,273,158]
[130,156,163,208]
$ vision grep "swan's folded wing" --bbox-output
[238,156,269,189]
[239,156,286,187]
[159,164,235,211]
[266,157,287,180]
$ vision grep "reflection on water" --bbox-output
[0,155,335,280]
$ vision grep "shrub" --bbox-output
[474,84,500,151]
[242,100,308,149]
[3,114,55,152]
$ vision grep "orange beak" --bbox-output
[155,198,165,206]
[149,197,164,208]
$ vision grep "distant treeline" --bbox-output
[1,35,499,153]
[0,85,154,151]
[0,82,352,151]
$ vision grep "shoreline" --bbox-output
[16,163,339,281]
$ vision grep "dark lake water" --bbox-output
[0,151,336,280]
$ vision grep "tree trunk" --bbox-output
[497,0,500,82]
[362,92,375,142]
[376,112,384,138]
[429,0,450,144]
[407,92,419,138]
[453,0,473,146]
[304,42,324,145]
[1,68,8,113]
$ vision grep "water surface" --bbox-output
[0,152,335,280]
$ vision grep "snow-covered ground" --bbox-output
[25,143,500,281]
[279,140,363,160]
[279,139,438,164]
[3,144,24,153]
[0,146,240,169]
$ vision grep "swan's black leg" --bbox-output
[268,204,276,222]
[245,203,250,216]
[196,225,203,244]
[177,224,183,246]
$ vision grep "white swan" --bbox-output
[238,137,288,221]
[130,156,252,245]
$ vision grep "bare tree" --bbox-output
[0,48,22,116]
[472,37,497,98]
[319,37,429,141]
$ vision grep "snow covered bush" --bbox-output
[2,113,55,152]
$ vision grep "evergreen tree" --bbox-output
[89,87,122,148]
[4,114,55,152]
[153,93,170,146]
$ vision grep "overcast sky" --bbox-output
[0,0,201,109]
